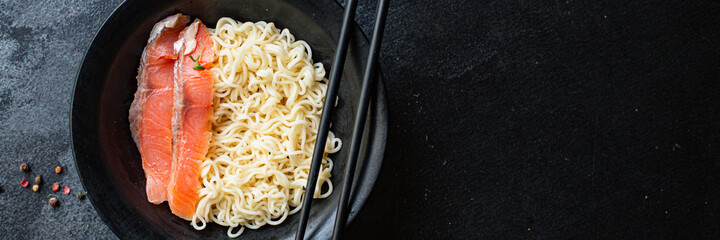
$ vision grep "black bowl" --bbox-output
[70,0,387,239]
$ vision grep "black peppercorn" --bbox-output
[20,163,29,172]
[77,192,85,200]
[35,175,42,184]
[49,197,58,207]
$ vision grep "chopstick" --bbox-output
[295,0,359,239]
[331,0,389,239]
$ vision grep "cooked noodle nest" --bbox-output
[191,17,342,238]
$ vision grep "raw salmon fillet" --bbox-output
[129,14,190,204]
[167,19,214,220]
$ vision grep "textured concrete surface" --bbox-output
[4,0,720,239]
[0,0,120,239]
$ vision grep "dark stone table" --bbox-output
[1,0,719,239]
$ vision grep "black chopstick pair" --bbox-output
[295,0,390,239]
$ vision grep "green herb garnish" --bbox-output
[189,45,206,70]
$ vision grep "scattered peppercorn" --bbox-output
[32,184,39,192]
[20,163,30,172]
[63,185,70,195]
[76,192,85,200]
[35,175,42,184]
[52,183,60,191]
[55,166,62,174]
[49,197,58,207]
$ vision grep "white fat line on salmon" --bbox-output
[174,20,200,56]
[148,14,189,44]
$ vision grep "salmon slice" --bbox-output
[167,19,214,220]
[129,14,190,204]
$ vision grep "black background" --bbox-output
[345,0,720,239]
